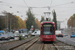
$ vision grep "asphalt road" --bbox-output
[56,29,75,46]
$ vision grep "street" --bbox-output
[56,28,75,46]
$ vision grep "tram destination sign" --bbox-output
[43,25,52,27]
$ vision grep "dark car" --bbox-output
[57,34,63,37]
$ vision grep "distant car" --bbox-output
[28,31,32,34]
[70,32,75,38]
[0,31,10,40]
[14,31,19,33]
[63,34,68,36]
[57,34,63,37]
[14,33,19,37]
[7,32,14,39]
[55,30,63,37]
[31,31,40,36]
[20,33,28,37]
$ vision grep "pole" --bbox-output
[7,14,8,32]
[72,16,73,32]
[10,17,11,32]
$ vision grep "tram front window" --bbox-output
[43,25,53,35]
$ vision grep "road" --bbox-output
[56,28,75,46]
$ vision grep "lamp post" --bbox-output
[9,6,12,32]
[6,13,8,32]
[72,16,74,32]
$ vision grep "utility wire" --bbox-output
[50,0,52,10]
[0,1,74,8]
[23,0,28,8]
[0,1,27,7]
[52,1,74,7]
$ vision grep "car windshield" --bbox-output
[14,33,19,35]
[7,32,14,36]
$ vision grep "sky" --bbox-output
[0,0,75,28]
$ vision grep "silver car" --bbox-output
[0,31,10,40]
[7,32,14,39]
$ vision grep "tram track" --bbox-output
[9,37,74,50]
[9,37,39,50]
[38,42,60,50]
[52,43,60,50]
[25,38,39,50]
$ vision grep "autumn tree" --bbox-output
[67,14,75,27]
[2,11,26,31]
[35,18,41,29]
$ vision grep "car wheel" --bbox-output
[7,38,10,40]
[0,39,2,41]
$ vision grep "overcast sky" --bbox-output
[0,0,75,28]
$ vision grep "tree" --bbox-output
[67,14,75,27]
[2,11,26,31]
[40,16,45,22]
[0,16,6,30]
[52,10,57,30]
[35,18,41,29]
[26,8,38,30]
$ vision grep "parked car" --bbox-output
[14,33,19,37]
[7,32,14,39]
[63,34,68,36]
[14,31,19,33]
[57,34,63,37]
[19,29,28,37]
[0,31,10,40]
[20,33,28,37]
[55,30,63,37]
[70,32,75,38]
[31,30,40,36]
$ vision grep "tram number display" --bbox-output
[43,25,52,27]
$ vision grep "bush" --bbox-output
[19,35,24,40]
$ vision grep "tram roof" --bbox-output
[41,21,54,23]
[41,21,55,24]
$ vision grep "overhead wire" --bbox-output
[0,1,27,7]
[52,1,74,8]
[50,0,52,10]
[23,0,28,8]
[0,1,74,9]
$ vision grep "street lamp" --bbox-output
[72,16,74,32]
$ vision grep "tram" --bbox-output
[40,21,56,42]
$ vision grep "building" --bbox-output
[57,21,61,29]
